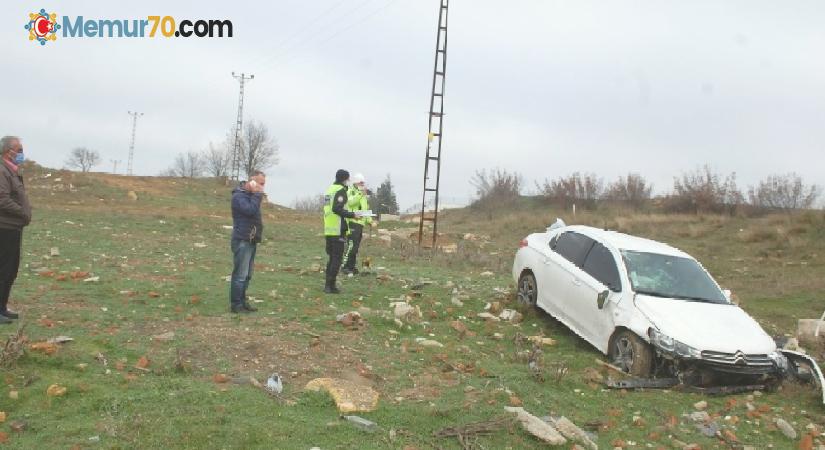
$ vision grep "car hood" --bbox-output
[635,294,776,354]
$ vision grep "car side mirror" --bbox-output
[597,290,609,310]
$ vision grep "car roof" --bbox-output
[558,225,693,258]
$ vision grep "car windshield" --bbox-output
[621,251,728,304]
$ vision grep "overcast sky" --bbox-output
[3,0,824,210]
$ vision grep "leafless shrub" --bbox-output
[292,194,325,212]
[65,147,101,172]
[748,173,820,212]
[604,173,652,210]
[536,172,603,209]
[470,168,523,209]
[664,165,743,214]
[0,325,27,368]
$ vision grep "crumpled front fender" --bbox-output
[780,350,825,407]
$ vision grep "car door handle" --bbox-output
[543,259,553,266]
[571,278,581,286]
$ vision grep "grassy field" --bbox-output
[0,166,823,449]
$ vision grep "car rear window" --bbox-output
[552,232,594,267]
[582,242,622,291]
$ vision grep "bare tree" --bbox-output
[605,173,653,210]
[168,151,205,178]
[241,120,279,176]
[748,173,820,211]
[203,141,231,177]
[65,147,101,172]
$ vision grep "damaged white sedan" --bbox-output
[513,220,822,396]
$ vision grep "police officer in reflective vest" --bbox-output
[323,169,356,294]
[342,173,372,275]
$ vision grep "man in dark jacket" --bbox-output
[323,169,356,294]
[229,170,266,313]
[0,136,31,324]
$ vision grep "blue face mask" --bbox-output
[13,152,24,165]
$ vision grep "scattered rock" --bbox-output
[305,378,379,413]
[504,406,567,445]
[151,331,175,342]
[528,336,556,346]
[9,420,27,432]
[450,320,468,335]
[694,400,708,411]
[480,271,494,277]
[545,416,597,450]
[393,303,416,320]
[500,309,523,324]
[582,367,604,384]
[476,312,500,321]
[450,297,464,307]
[417,339,444,348]
[127,190,138,201]
[689,411,710,423]
[49,247,60,257]
[487,302,503,315]
[774,417,797,439]
[0,411,6,423]
[336,311,364,328]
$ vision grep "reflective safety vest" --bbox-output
[323,184,347,236]
[346,186,372,227]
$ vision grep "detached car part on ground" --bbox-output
[512,219,824,406]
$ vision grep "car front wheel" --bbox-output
[517,272,537,307]
[609,330,653,377]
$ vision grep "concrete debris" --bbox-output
[342,415,378,433]
[477,312,500,321]
[693,400,708,411]
[49,247,60,257]
[500,309,523,324]
[528,336,556,346]
[504,406,567,446]
[773,417,797,439]
[417,339,444,348]
[544,416,598,450]
[151,331,175,342]
[305,378,379,413]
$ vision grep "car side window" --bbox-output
[583,242,622,292]
[552,232,595,267]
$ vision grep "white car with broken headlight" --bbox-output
[512,220,806,386]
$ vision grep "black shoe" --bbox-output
[0,315,11,325]
[242,302,258,312]
[324,285,341,294]
[230,305,252,314]
[0,310,18,319]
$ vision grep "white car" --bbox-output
[512,220,788,381]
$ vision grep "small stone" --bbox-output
[9,420,27,432]
[418,339,443,348]
[694,400,708,411]
[151,331,175,342]
[689,411,710,423]
[774,417,797,439]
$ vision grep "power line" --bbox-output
[126,111,143,176]
[230,72,254,181]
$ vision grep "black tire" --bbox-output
[609,330,654,377]
[517,272,538,307]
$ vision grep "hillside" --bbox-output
[0,165,823,449]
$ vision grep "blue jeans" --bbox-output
[230,239,257,308]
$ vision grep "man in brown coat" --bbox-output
[0,136,31,324]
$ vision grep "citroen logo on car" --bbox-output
[733,351,747,365]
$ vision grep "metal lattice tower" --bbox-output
[418,0,449,248]
[230,72,254,181]
[126,111,143,176]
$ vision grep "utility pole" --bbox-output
[126,111,143,176]
[110,159,120,174]
[230,72,254,181]
[418,0,449,248]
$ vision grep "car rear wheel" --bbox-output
[609,330,653,377]
[517,272,537,307]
